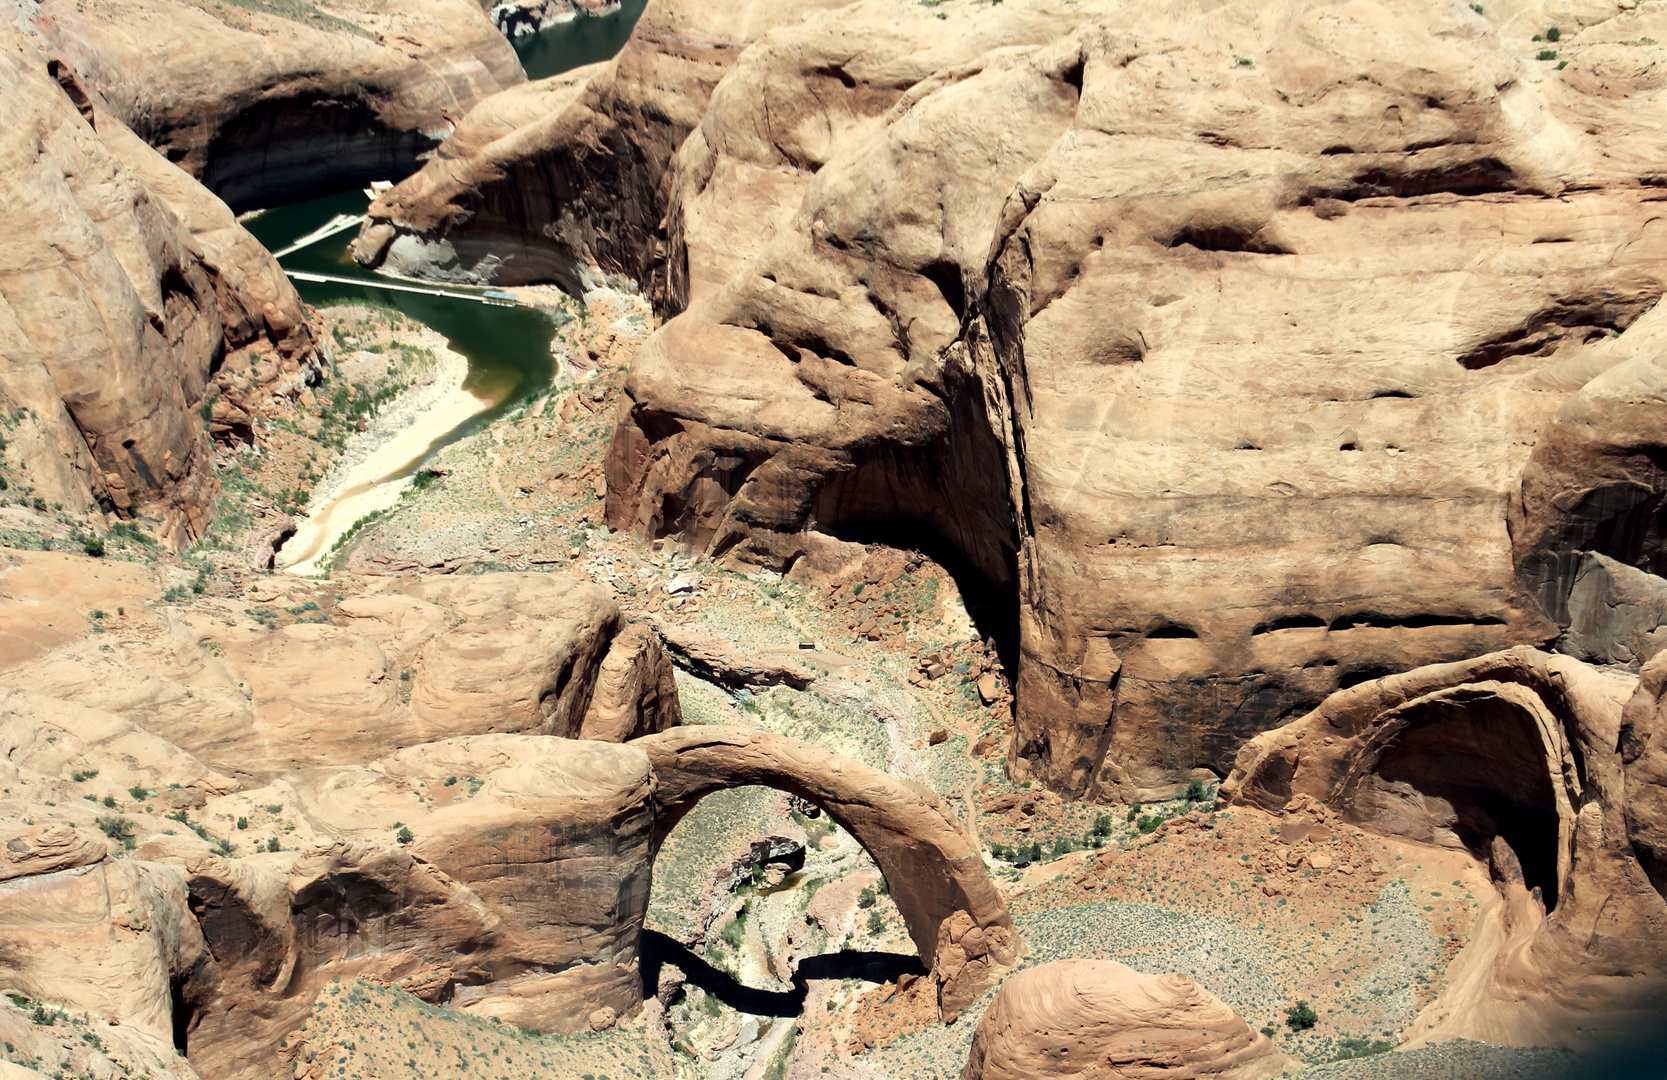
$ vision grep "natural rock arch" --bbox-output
[1220,649,1596,905]
[1332,684,1572,908]
[634,725,1019,1020]
[1221,647,1667,1049]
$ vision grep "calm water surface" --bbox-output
[513,0,648,79]
[244,191,558,467]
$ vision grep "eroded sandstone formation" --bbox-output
[2,567,677,777]
[0,21,321,546]
[595,0,1667,804]
[961,960,1289,1080]
[30,0,523,209]
[350,0,855,289]
[638,724,1020,1019]
[0,554,1015,1078]
[1221,646,1667,1048]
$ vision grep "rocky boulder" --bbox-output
[962,960,1289,1080]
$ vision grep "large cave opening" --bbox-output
[200,94,438,211]
[825,514,1019,678]
[1350,693,1564,909]
[806,367,1022,682]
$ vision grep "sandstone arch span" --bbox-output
[634,725,1019,1020]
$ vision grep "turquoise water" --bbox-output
[234,7,651,474]
[243,190,558,459]
[513,0,648,80]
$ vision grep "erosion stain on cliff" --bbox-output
[1165,223,1292,255]
[1457,293,1661,371]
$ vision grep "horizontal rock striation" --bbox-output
[603,0,1667,802]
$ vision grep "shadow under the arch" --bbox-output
[640,929,927,1018]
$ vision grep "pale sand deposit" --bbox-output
[279,347,493,575]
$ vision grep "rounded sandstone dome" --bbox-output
[963,960,1290,1080]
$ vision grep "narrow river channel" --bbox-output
[239,2,647,574]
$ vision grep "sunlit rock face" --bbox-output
[596,0,1667,803]
[0,21,318,546]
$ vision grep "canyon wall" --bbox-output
[0,21,318,546]
[599,0,1667,802]
[350,0,856,290]
[342,0,1667,804]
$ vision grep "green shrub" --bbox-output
[71,769,98,782]
[1537,49,1558,60]
[866,909,884,935]
[857,887,877,909]
[1137,814,1164,834]
[719,905,747,949]
[1285,1000,1319,1031]
[96,816,135,850]
[82,538,105,558]
[1330,1036,1393,1061]
[1091,813,1113,837]
[267,837,281,853]
[1545,26,1560,41]
[396,826,414,845]
[1185,778,1207,802]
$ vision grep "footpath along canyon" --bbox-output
[3,0,1667,1077]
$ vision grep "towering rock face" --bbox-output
[603,0,1667,802]
[350,0,855,289]
[1222,647,1667,1048]
[1511,304,1667,666]
[31,0,523,209]
[962,960,1290,1080]
[0,22,317,545]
